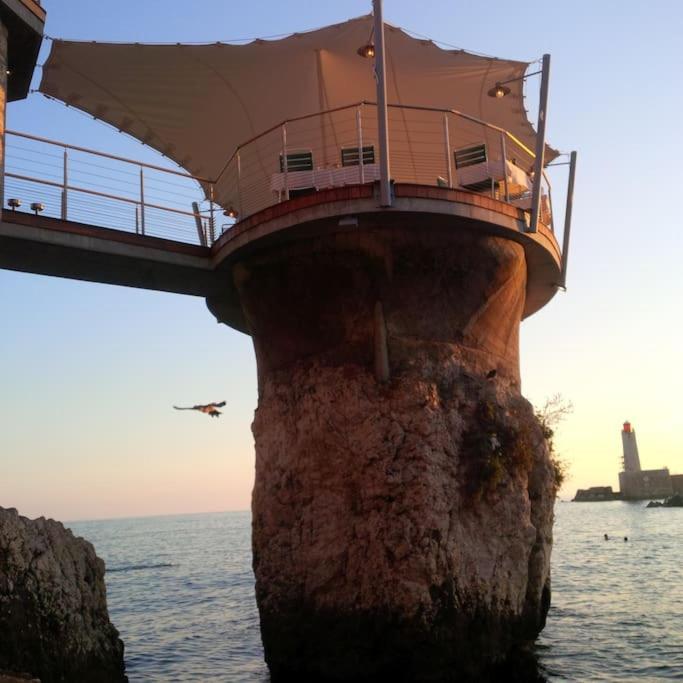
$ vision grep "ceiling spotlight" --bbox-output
[7,198,21,210]
[223,207,239,219]
[357,44,375,58]
[5,69,11,76]
[31,202,45,215]
[487,83,511,98]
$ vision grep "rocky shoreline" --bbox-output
[0,507,126,682]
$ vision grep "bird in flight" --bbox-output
[173,401,226,418]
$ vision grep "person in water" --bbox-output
[604,533,609,540]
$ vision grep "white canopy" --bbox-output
[40,15,555,212]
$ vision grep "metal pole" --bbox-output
[443,113,452,188]
[357,105,365,184]
[236,151,243,216]
[61,149,68,220]
[559,151,577,289]
[191,200,207,246]
[139,167,146,235]
[209,183,216,244]
[500,133,509,202]
[373,0,392,207]
[281,123,289,201]
[135,205,139,234]
[529,53,551,233]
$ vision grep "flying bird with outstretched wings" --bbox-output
[173,401,226,418]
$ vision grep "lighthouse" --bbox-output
[619,421,673,499]
[621,421,641,472]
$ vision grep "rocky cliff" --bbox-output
[0,507,126,682]
[236,227,557,681]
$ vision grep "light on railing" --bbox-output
[31,202,45,215]
[7,198,21,210]
[488,83,510,98]
[224,207,239,219]
[357,44,375,58]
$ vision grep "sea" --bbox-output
[68,501,683,682]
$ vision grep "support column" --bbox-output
[0,21,8,212]
[225,225,557,681]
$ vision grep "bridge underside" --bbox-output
[0,185,561,335]
[0,208,219,297]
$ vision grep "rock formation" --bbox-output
[237,226,557,681]
[0,507,126,682]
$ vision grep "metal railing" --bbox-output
[214,101,555,230]
[4,130,218,246]
[4,102,562,247]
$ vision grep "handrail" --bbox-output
[6,130,213,184]
[5,171,203,219]
[10,104,540,190]
[213,100,540,185]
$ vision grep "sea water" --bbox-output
[69,501,683,682]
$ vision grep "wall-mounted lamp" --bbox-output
[487,84,511,99]
[224,207,239,219]
[487,68,542,98]
[31,202,45,215]
[7,198,21,210]
[357,44,375,58]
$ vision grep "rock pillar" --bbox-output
[233,225,555,681]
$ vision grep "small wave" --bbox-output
[107,562,176,573]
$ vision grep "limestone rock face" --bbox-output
[240,228,556,681]
[0,508,126,682]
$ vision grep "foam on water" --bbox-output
[69,502,682,681]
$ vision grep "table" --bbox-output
[270,163,380,194]
[457,159,530,196]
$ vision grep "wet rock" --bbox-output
[0,507,126,682]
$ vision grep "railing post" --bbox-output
[529,53,551,233]
[139,167,146,235]
[209,183,216,244]
[559,151,577,289]
[135,206,139,234]
[443,112,452,188]
[357,105,365,184]
[236,151,243,216]
[373,0,392,207]
[61,148,68,220]
[500,133,509,202]
[281,123,289,201]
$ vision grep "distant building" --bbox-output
[620,421,641,472]
[669,474,683,495]
[574,421,681,501]
[572,486,619,502]
[618,422,673,499]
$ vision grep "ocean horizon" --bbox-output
[67,501,682,681]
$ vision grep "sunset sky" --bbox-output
[2,0,681,520]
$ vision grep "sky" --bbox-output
[1,0,682,520]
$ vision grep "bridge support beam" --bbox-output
[214,223,556,681]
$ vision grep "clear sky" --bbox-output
[2,0,682,520]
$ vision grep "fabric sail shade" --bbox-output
[39,14,556,216]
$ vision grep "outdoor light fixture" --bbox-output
[487,68,542,98]
[224,207,239,219]
[357,44,375,58]
[488,83,511,98]
[7,198,21,210]
[30,202,45,215]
